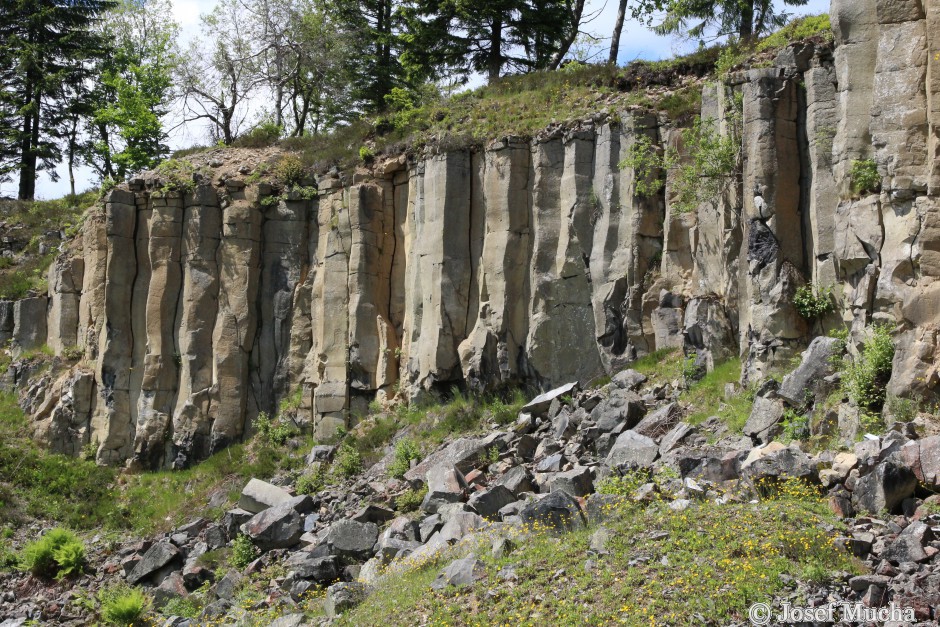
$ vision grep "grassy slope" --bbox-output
[339,496,859,626]
[175,15,831,174]
[0,388,313,537]
[0,192,96,300]
[629,349,753,431]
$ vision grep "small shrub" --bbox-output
[260,194,282,208]
[155,159,199,195]
[279,387,304,415]
[295,467,326,495]
[21,528,84,579]
[99,176,117,196]
[359,146,375,163]
[395,485,427,512]
[842,323,895,411]
[860,411,885,434]
[485,389,526,425]
[793,284,834,319]
[236,119,282,147]
[681,352,702,382]
[99,584,150,626]
[230,534,258,569]
[619,134,665,197]
[780,409,810,442]
[485,445,500,466]
[388,438,422,479]
[0,542,17,571]
[254,411,296,447]
[161,588,205,618]
[273,155,305,188]
[885,393,918,423]
[850,159,880,195]
[334,443,363,477]
[51,538,85,579]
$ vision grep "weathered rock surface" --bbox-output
[7,0,940,487]
[240,503,304,551]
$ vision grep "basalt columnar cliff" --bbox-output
[6,0,940,469]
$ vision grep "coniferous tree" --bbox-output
[632,0,808,43]
[0,0,114,199]
[401,0,573,84]
[335,0,409,112]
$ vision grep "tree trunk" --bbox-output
[549,0,587,70]
[68,117,78,198]
[739,0,754,42]
[608,0,628,65]
[96,122,114,180]
[17,110,36,200]
[487,18,503,81]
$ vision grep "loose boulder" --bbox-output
[421,465,468,513]
[852,459,918,514]
[522,382,579,416]
[321,519,379,561]
[430,555,485,590]
[604,430,659,469]
[741,443,816,484]
[239,478,292,514]
[777,336,839,406]
[240,502,304,551]
[324,582,370,618]
[520,490,585,532]
[548,466,594,497]
[285,552,340,583]
[126,542,181,585]
[468,485,517,520]
[743,382,784,444]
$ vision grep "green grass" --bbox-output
[0,385,316,534]
[681,358,750,429]
[630,348,685,382]
[0,378,526,536]
[0,192,97,299]
[116,435,314,535]
[616,350,752,432]
[0,392,120,529]
[716,14,831,76]
[338,493,860,626]
[169,15,826,176]
[755,14,832,52]
[344,388,527,468]
[98,584,151,626]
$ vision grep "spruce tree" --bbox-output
[0,0,114,199]
[401,0,572,84]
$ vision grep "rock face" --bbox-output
[13,0,940,467]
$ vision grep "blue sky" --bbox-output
[4,0,830,199]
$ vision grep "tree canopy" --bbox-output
[0,0,115,199]
[631,0,810,43]
[0,0,820,197]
